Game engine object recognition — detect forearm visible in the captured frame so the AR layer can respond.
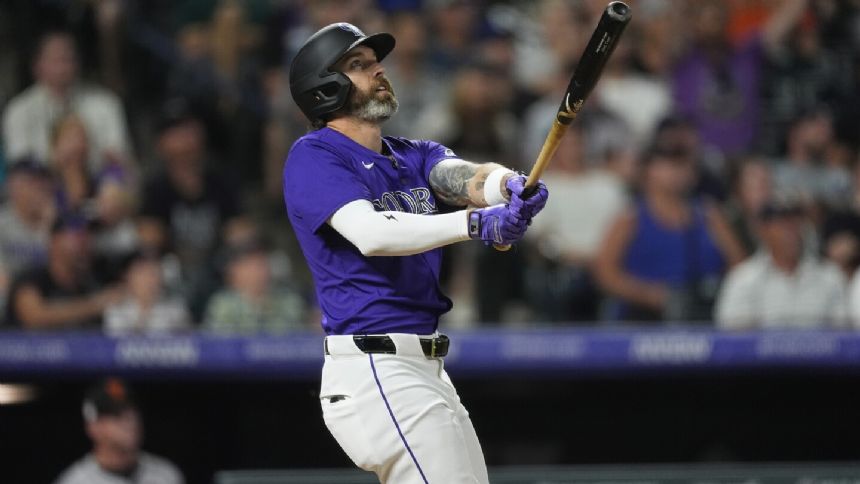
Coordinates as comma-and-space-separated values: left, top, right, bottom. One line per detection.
19, 298, 104, 329
329, 200, 470, 256
428, 159, 515, 207
762, 0, 808, 51
598, 269, 667, 310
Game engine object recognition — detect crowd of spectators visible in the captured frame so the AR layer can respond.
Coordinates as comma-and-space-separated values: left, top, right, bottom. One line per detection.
2, 0, 860, 333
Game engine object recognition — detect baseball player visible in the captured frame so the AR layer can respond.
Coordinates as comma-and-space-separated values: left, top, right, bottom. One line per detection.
283, 23, 549, 483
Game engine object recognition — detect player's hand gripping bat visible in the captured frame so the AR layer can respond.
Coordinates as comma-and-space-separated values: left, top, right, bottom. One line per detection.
495, 1, 632, 251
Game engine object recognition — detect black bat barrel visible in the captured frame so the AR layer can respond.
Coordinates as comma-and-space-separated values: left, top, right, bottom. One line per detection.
557, 1, 632, 125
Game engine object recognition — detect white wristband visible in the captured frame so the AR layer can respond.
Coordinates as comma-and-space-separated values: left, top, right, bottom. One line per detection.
484, 168, 516, 206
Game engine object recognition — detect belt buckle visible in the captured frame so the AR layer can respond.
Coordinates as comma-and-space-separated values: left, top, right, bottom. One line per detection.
430, 337, 437, 358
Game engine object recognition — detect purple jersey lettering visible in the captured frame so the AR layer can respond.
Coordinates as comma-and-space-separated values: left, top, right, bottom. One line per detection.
282, 127, 457, 335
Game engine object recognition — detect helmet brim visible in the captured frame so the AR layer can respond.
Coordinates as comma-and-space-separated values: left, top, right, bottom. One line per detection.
345, 32, 396, 64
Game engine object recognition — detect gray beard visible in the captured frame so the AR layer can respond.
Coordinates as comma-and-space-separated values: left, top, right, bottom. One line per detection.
343, 80, 399, 124
352, 96, 399, 123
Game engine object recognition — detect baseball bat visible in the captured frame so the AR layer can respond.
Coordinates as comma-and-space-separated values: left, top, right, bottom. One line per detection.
495, 1, 632, 251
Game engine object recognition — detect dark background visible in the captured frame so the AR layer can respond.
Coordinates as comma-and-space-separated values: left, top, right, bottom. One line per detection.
3, 370, 859, 484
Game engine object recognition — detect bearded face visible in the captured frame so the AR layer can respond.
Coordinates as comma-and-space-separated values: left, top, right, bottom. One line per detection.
343, 75, 399, 123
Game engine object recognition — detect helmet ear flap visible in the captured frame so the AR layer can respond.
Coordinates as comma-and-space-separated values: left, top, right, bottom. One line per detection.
297, 72, 352, 123
313, 73, 351, 103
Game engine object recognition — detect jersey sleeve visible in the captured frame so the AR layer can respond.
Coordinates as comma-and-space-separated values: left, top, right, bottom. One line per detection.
283, 140, 372, 233
417, 140, 460, 183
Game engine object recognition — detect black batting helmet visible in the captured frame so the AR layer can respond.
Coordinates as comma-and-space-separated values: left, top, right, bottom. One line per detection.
289, 23, 395, 124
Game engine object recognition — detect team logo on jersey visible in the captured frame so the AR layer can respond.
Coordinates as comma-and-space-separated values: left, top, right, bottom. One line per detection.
444, 148, 456, 157
362, 161, 375, 170
372, 188, 437, 215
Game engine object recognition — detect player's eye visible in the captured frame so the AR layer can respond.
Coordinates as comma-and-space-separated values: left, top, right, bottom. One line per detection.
350, 59, 363, 69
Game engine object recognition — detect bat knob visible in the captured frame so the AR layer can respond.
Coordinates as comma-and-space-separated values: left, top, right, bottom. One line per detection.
607, 1, 632, 22
493, 243, 512, 252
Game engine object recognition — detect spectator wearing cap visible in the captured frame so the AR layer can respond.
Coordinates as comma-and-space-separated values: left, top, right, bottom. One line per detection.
138, 102, 245, 319
0, 160, 55, 313
2, 31, 132, 173
595, 146, 746, 322
5, 216, 122, 330
716, 200, 848, 329
204, 241, 307, 334
54, 378, 184, 484
103, 251, 191, 336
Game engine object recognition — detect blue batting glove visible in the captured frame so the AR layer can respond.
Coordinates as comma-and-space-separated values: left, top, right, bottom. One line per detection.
468, 204, 529, 246
506, 176, 549, 221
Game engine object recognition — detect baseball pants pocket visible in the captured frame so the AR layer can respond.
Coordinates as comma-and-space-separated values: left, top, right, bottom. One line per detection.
320, 356, 380, 471
321, 393, 379, 471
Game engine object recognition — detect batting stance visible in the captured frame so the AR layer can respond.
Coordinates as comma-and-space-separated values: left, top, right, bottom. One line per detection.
283, 23, 549, 483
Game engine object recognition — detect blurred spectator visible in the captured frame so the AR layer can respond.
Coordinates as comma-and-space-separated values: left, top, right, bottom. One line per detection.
167, 0, 266, 181
104, 251, 191, 336
595, 27, 672, 150
820, 160, 860, 279
653, 116, 727, 202
48, 113, 137, 282
628, 0, 681, 78
771, 109, 852, 210
414, 63, 518, 164
282, 0, 381, 61
0, 161, 55, 314
204, 241, 306, 334
90, 174, 140, 278
759, 2, 851, 156
138, 102, 244, 318
672, 0, 808, 156
50, 114, 94, 214
524, 123, 628, 321
514, 0, 587, 96
5, 216, 121, 330
595, 147, 746, 322
426, 0, 483, 74
382, 10, 448, 139
848, 263, 860, 326
0, 160, 55, 273
726, 156, 773, 254
2, 31, 132, 173
54, 378, 184, 484
716, 200, 848, 329
0, 2, 17, 110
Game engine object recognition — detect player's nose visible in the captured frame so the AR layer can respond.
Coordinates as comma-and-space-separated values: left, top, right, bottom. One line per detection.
372, 62, 385, 78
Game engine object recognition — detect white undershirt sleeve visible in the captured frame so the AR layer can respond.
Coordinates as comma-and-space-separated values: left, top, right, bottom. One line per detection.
328, 199, 470, 257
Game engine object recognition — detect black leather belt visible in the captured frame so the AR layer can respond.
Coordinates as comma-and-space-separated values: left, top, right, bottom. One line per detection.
325, 334, 449, 358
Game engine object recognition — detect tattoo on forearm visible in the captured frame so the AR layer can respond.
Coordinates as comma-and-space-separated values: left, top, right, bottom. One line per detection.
429, 161, 497, 207
429, 162, 477, 206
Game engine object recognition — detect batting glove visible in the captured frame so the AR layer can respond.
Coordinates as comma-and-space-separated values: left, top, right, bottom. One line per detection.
506, 176, 549, 221
468, 204, 529, 246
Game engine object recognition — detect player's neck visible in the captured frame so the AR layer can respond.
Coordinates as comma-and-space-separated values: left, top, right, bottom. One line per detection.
327, 118, 383, 153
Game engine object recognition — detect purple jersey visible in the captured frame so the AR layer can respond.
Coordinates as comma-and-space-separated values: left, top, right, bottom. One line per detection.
283, 127, 456, 335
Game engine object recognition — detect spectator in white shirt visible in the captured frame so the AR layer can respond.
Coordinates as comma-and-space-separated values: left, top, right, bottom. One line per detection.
524, 123, 629, 321
104, 251, 191, 336
2, 31, 132, 173
716, 200, 848, 329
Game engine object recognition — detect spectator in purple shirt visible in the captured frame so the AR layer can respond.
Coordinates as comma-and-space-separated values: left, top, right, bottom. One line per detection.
672, 0, 809, 156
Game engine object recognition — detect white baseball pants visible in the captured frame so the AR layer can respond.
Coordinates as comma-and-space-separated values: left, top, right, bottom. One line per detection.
320, 333, 489, 484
